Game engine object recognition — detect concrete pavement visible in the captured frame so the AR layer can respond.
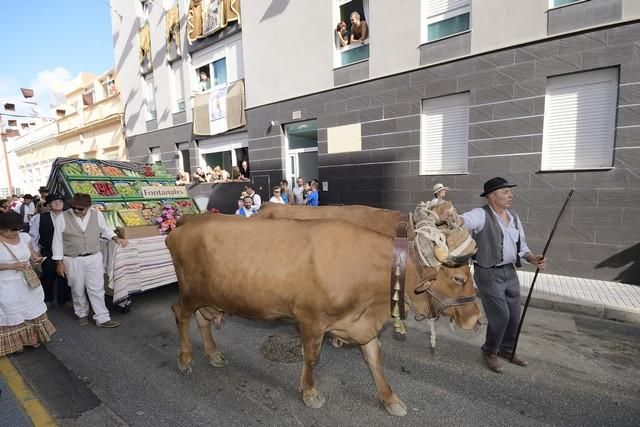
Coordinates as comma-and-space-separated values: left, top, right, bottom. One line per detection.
517, 270, 640, 324
1, 270, 639, 425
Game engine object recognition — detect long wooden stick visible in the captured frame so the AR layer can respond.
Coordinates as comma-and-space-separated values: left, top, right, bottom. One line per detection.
511, 189, 574, 361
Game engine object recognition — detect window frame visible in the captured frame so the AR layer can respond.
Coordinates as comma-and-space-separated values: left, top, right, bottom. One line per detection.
170, 62, 186, 113
332, 0, 370, 69
540, 67, 619, 172
149, 146, 161, 164
548, 0, 588, 10
420, 92, 470, 176
421, 0, 471, 45
144, 73, 157, 121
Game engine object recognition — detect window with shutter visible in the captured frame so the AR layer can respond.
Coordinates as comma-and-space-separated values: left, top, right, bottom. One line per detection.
420, 93, 470, 175
541, 68, 618, 171
422, 0, 471, 43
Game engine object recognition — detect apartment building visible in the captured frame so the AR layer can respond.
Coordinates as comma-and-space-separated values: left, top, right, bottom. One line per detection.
7, 70, 125, 195
241, 0, 640, 282
110, 0, 245, 177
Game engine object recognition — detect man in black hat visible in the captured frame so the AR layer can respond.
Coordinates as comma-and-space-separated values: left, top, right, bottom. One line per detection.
29, 193, 70, 305
458, 177, 545, 373
36, 186, 50, 214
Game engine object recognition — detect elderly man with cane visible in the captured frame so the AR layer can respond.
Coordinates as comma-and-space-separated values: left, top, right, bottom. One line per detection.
457, 177, 545, 373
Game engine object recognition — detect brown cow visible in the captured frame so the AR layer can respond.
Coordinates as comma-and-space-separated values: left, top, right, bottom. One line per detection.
256, 203, 402, 237
166, 214, 480, 416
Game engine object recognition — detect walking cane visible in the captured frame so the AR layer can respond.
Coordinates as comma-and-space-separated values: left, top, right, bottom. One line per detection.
511, 189, 574, 362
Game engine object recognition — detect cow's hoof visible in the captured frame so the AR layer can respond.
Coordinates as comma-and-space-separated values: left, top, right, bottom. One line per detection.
303, 392, 326, 409
330, 338, 344, 348
207, 351, 227, 368
384, 400, 407, 417
177, 358, 192, 375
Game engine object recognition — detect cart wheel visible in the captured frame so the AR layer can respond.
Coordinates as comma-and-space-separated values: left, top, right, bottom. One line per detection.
108, 297, 133, 314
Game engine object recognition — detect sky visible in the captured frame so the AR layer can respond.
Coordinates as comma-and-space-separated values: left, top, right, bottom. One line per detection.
0, 0, 115, 118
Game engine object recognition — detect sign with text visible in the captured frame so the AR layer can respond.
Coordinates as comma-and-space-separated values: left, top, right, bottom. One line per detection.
140, 186, 188, 199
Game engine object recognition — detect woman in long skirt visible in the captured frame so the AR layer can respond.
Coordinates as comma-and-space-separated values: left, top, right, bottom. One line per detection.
0, 212, 55, 356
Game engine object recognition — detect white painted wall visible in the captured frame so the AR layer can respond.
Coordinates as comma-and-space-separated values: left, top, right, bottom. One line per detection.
623, 0, 640, 19
470, 0, 547, 53
242, 0, 334, 109
369, 0, 421, 79
110, 0, 193, 137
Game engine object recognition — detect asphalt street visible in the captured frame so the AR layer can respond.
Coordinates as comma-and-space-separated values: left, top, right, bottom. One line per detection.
7, 284, 640, 427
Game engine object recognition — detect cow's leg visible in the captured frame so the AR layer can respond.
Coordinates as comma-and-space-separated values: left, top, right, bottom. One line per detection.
360, 338, 407, 417
195, 309, 227, 368
172, 302, 195, 375
298, 327, 325, 409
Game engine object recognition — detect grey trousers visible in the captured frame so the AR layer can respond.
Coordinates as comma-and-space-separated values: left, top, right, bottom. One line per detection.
474, 264, 521, 354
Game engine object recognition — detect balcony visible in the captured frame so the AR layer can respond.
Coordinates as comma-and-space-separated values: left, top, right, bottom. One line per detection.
336, 42, 369, 68
192, 79, 246, 136
57, 93, 123, 135
7, 120, 58, 152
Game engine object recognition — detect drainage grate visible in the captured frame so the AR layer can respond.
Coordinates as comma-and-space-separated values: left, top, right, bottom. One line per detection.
261, 334, 302, 363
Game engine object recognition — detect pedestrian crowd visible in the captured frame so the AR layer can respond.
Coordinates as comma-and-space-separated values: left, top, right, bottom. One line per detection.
235, 176, 320, 217
0, 187, 128, 358
186, 160, 251, 185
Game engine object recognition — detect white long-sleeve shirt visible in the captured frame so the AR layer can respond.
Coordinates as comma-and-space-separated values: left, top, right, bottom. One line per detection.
461, 207, 531, 266
29, 211, 63, 252
52, 209, 117, 261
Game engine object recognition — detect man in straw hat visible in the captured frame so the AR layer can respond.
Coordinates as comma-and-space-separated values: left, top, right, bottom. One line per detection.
456, 177, 545, 373
431, 183, 449, 206
52, 193, 128, 328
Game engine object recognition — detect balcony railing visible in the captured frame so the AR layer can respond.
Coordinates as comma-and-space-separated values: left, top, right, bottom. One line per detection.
338, 42, 369, 67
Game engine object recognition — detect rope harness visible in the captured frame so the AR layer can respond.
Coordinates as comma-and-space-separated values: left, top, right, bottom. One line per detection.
391, 203, 478, 332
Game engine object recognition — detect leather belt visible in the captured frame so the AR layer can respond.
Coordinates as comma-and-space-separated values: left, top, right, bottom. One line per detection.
67, 252, 97, 258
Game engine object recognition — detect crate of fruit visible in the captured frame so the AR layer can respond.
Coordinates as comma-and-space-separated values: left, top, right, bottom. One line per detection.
102, 165, 125, 177
118, 210, 148, 227
113, 182, 139, 198
69, 181, 98, 196
61, 163, 85, 177
176, 199, 199, 214
123, 169, 143, 178
104, 210, 125, 229
104, 202, 126, 211
92, 181, 119, 198
80, 162, 104, 177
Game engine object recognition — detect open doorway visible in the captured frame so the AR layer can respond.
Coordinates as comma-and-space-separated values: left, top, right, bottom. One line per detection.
285, 120, 318, 185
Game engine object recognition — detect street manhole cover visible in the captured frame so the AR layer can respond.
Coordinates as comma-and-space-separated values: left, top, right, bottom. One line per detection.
261, 334, 302, 363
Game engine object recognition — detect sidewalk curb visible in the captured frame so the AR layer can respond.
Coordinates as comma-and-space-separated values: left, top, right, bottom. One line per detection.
0, 356, 57, 426
527, 294, 640, 324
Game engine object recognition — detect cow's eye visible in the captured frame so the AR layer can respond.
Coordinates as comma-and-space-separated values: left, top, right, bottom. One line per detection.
453, 275, 466, 286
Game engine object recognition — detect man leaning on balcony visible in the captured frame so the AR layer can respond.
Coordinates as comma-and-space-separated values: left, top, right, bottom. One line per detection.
349, 11, 368, 45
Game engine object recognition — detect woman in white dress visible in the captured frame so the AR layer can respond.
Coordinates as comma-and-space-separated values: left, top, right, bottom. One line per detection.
0, 212, 55, 356
269, 186, 285, 204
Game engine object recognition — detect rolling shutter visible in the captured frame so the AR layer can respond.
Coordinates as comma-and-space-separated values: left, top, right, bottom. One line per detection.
420, 93, 469, 175
427, 0, 470, 20
541, 68, 618, 171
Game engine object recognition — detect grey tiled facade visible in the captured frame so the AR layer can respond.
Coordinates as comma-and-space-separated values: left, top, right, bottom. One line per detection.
246, 21, 640, 282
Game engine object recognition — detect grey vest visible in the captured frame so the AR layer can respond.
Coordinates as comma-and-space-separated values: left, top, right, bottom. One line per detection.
472, 205, 521, 268
62, 210, 100, 257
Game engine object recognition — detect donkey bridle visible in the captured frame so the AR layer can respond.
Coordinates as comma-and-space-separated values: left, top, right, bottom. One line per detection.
393, 214, 477, 321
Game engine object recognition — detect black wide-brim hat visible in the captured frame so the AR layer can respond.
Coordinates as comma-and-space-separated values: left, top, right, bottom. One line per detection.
45, 193, 64, 204
481, 177, 516, 197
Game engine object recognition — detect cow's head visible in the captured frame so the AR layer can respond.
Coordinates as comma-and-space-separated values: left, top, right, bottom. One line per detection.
412, 264, 480, 330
